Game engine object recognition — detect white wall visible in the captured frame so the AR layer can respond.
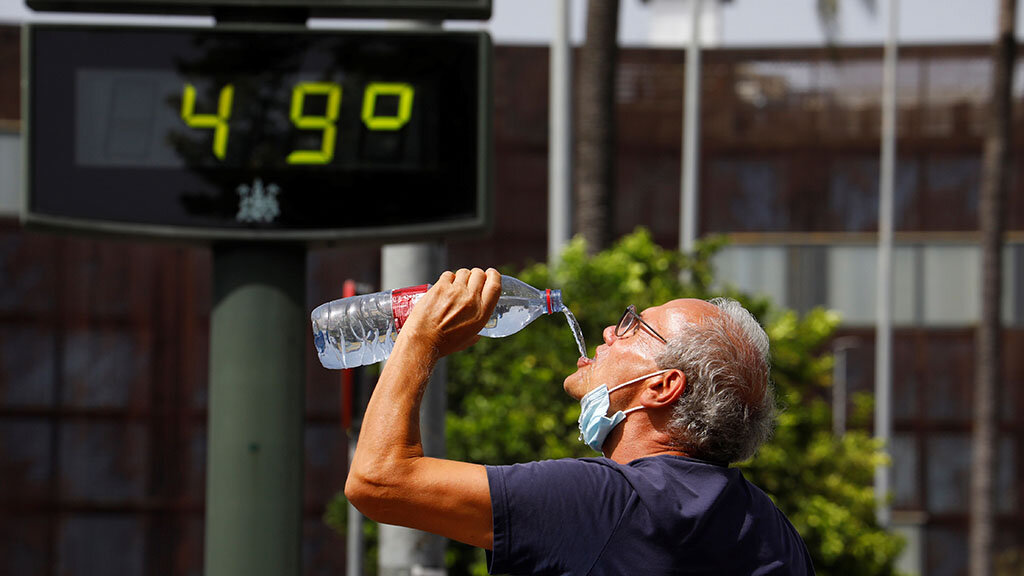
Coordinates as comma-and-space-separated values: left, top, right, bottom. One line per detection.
715, 243, 1023, 327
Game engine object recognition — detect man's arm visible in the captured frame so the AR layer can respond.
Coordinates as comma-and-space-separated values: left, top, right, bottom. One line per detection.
344, 267, 501, 550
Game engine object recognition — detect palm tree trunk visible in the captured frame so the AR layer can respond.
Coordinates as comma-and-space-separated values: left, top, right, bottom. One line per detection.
575, 0, 619, 254
971, 1, 1016, 574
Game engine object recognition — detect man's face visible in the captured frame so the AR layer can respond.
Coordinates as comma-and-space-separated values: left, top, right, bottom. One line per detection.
562, 298, 718, 401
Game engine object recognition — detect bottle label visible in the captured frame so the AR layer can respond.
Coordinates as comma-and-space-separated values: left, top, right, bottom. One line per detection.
392, 284, 431, 330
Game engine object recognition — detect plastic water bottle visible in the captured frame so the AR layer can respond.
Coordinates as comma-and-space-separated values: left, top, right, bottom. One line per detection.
311, 275, 564, 369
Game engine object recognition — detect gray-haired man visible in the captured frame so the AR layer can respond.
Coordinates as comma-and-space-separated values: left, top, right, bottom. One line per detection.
345, 268, 815, 575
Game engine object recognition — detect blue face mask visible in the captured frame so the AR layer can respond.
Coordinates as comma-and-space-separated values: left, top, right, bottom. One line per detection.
577, 370, 670, 453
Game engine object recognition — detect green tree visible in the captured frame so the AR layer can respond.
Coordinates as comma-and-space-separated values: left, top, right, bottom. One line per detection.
329, 229, 903, 575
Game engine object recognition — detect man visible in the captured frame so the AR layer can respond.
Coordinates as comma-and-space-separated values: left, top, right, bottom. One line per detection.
346, 268, 815, 575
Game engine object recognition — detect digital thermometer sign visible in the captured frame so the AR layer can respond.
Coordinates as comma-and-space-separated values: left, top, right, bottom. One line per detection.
24, 25, 492, 241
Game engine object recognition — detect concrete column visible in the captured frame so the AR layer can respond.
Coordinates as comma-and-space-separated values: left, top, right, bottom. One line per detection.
379, 242, 448, 576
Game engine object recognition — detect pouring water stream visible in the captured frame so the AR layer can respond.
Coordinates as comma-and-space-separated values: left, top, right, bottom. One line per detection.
558, 305, 589, 360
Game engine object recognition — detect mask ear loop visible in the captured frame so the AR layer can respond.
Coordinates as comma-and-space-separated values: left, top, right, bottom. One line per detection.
606, 369, 669, 395
605, 369, 670, 417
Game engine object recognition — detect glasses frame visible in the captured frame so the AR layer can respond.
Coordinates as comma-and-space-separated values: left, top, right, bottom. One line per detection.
615, 305, 668, 344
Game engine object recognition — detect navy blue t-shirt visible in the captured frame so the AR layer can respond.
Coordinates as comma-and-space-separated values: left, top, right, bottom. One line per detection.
486, 455, 814, 575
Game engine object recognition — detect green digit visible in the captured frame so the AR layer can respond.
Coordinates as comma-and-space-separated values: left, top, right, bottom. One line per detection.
361, 82, 415, 131
287, 82, 342, 165
180, 83, 234, 160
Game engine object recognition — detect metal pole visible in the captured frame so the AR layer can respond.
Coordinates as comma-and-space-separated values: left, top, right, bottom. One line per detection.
548, 0, 573, 265
875, 0, 899, 529
340, 280, 365, 576
347, 437, 364, 576
832, 336, 859, 437
379, 242, 448, 576
205, 245, 306, 576
834, 347, 847, 436
680, 0, 703, 254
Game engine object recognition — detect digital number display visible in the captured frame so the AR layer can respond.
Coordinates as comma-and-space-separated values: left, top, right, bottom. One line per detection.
76, 71, 428, 169
26, 25, 492, 241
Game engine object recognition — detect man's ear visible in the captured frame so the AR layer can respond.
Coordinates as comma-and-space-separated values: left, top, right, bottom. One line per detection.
642, 370, 686, 408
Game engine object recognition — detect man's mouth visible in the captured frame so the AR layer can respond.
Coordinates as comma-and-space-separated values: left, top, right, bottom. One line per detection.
577, 355, 594, 368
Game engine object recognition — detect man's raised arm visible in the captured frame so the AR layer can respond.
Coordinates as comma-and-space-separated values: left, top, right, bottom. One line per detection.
344, 267, 501, 550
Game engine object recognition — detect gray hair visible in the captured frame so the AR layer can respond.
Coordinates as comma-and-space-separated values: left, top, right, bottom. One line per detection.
655, 297, 776, 464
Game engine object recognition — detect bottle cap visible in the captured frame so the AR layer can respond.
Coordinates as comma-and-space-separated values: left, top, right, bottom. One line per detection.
546, 289, 564, 314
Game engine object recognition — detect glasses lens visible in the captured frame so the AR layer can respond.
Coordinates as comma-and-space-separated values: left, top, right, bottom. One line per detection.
615, 306, 636, 337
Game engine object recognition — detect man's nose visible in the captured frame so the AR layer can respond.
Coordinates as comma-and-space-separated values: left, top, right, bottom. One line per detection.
603, 325, 617, 344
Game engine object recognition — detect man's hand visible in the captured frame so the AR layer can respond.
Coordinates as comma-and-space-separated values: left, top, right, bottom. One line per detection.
401, 267, 503, 360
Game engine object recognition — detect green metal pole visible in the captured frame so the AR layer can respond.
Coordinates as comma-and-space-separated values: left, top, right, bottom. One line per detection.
205, 244, 306, 576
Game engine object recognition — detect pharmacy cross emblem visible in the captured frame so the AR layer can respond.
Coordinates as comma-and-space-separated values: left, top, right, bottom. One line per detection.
235, 178, 281, 223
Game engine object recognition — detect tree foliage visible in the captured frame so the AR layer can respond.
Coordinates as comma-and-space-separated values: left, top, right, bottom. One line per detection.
329, 229, 903, 575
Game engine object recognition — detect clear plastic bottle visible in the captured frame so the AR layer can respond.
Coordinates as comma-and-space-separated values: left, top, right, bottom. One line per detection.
311, 275, 564, 369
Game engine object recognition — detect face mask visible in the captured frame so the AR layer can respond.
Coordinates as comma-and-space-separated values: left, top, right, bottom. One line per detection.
577, 369, 669, 453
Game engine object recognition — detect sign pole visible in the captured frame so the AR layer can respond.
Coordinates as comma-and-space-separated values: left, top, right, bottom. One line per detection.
205, 244, 306, 576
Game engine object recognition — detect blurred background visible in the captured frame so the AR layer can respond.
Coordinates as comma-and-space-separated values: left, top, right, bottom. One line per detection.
1, 0, 1023, 575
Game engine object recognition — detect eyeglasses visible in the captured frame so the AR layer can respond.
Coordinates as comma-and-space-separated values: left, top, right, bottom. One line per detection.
615, 305, 668, 344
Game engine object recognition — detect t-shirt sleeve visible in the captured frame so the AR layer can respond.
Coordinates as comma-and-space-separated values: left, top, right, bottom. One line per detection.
486, 458, 634, 576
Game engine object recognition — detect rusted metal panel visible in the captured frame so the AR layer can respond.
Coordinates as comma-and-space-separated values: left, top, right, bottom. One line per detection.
0, 222, 355, 575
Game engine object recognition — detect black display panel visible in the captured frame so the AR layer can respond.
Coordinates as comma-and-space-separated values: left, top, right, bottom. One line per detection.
25, 0, 491, 20
24, 25, 492, 241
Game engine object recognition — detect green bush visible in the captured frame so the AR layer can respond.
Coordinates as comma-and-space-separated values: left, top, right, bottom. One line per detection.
329, 229, 903, 575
